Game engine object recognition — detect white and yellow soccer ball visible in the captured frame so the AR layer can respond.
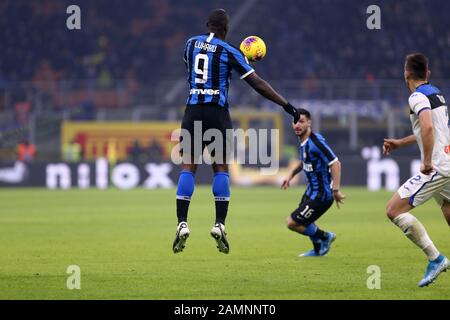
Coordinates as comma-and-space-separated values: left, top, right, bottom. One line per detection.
239, 36, 266, 62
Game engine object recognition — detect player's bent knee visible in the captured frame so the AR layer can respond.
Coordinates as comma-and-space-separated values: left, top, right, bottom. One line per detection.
212, 163, 228, 173
386, 202, 398, 220
286, 217, 297, 230
386, 201, 408, 220
182, 163, 197, 174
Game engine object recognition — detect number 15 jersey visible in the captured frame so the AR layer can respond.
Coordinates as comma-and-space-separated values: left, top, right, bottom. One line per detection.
184, 32, 254, 108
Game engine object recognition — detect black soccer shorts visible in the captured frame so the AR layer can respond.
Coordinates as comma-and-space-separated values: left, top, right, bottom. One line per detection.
180, 103, 233, 164
290, 194, 333, 226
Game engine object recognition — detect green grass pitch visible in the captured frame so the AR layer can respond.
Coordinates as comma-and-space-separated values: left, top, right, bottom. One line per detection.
0, 186, 449, 299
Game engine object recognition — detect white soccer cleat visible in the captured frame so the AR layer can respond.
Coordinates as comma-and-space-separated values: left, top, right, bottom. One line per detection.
210, 223, 230, 254
172, 222, 190, 254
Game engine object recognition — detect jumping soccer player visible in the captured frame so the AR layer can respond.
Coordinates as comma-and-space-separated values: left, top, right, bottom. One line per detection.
173, 9, 300, 254
383, 53, 449, 287
281, 108, 345, 257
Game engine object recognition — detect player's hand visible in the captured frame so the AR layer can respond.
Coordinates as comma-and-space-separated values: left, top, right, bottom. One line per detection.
283, 102, 300, 124
281, 177, 292, 190
383, 138, 401, 155
332, 190, 346, 209
292, 109, 300, 124
420, 162, 434, 175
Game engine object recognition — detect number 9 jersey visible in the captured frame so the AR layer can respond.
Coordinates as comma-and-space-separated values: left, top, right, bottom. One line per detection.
184, 32, 255, 108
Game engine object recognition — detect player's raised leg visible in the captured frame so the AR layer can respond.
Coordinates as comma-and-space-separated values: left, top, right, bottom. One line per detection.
210, 163, 230, 254
386, 191, 448, 287
173, 163, 196, 253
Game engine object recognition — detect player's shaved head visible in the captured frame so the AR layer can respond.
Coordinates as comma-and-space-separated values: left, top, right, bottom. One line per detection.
207, 9, 229, 38
405, 53, 429, 80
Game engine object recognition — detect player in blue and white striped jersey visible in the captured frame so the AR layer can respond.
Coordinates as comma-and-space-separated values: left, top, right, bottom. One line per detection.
281, 108, 345, 257
173, 9, 300, 254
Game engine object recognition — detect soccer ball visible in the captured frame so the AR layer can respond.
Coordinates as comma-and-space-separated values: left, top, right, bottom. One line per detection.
239, 36, 266, 62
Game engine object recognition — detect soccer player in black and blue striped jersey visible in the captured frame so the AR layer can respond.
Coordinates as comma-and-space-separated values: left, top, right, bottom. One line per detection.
173, 9, 300, 254
281, 109, 345, 257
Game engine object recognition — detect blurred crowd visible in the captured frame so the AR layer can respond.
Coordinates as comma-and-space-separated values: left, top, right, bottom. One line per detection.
0, 0, 448, 87
0, 0, 228, 86
249, 0, 449, 81
1, 0, 447, 161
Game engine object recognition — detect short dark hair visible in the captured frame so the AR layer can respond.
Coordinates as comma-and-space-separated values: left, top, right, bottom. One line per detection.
405, 53, 429, 80
297, 108, 311, 120
207, 9, 229, 33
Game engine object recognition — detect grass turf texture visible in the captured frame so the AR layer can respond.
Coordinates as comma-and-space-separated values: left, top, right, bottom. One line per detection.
0, 187, 449, 300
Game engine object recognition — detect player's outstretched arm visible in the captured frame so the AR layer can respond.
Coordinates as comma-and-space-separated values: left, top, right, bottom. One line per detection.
330, 160, 345, 209
244, 72, 299, 123
281, 161, 303, 189
383, 135, 416, 155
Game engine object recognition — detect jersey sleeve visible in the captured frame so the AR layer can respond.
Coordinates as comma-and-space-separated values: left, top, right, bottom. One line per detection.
183, 40, 190, 67
311, 135, 338, 166
226, 46, 255, 79
408, 92, 431, 115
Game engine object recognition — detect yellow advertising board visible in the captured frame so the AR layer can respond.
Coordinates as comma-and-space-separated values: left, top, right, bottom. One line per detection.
61, 112, 283, 162
61, 122, 180, 161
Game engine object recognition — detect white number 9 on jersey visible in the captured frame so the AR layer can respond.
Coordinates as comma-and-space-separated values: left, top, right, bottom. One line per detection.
194, 53, 209, 84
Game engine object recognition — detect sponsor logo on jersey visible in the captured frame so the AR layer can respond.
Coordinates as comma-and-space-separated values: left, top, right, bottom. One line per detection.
190, 88, 220, 95
303, 163, 313, 172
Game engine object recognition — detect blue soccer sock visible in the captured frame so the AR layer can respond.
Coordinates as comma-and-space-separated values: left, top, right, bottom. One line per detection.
303, 223, 328, 242
303, 223, 318, 238
176, 170, 195, 223
212, 172, 230, 225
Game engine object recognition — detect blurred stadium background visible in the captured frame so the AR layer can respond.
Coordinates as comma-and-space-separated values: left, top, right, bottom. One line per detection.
0, 0, 449, 188
1, 0, 450, 300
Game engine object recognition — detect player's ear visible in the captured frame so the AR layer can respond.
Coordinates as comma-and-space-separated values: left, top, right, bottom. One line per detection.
427, 69, 431, 79
404, 69, 410, 80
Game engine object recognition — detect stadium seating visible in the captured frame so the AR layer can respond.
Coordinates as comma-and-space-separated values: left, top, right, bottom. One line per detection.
1, 0, 448, 88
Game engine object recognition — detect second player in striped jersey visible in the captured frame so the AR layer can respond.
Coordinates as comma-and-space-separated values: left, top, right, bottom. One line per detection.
281, 108, 345, 257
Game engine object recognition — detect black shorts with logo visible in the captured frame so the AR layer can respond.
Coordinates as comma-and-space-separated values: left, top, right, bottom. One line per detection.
290, 193, 333, 226
180, 103, 233, 164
